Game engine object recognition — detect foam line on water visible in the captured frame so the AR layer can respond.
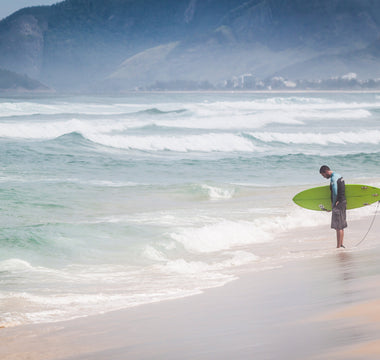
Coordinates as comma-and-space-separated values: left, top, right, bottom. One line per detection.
85, 133, 262, 152
170, 208, 329, 253
249, 130, 380, 145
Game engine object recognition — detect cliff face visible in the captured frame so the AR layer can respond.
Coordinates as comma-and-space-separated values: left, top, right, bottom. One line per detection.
0, 12, 47, 78
0, 0, 380, 90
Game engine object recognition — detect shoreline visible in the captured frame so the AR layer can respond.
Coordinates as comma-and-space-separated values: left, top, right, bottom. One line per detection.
1, 215, 380, 360
2, 89, 380, 97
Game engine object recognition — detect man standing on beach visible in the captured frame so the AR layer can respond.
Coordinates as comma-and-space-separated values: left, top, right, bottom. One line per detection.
319, 165, 347, 248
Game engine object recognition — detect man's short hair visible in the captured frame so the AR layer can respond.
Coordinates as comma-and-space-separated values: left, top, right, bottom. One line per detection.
319, 165, 330, 174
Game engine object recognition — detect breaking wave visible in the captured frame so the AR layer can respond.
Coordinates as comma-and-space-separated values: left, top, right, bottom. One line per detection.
249, 130, 380, 145
85, 133, 262, 152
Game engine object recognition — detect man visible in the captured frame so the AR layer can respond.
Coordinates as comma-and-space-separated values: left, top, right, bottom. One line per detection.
319, 165, 347, 248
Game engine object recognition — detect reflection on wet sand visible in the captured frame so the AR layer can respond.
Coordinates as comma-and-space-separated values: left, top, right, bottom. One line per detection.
313, 248, 380, 359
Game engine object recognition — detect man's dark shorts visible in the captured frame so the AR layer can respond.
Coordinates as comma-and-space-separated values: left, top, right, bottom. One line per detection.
331, 200, 347, 230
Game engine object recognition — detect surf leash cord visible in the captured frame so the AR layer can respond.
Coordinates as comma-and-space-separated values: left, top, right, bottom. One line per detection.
355, 200, 380, 247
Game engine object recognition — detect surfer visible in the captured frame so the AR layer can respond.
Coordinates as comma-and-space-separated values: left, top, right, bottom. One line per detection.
319, 165, 347, 248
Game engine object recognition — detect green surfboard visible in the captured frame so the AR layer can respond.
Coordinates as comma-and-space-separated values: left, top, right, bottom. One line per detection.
293, 184, 380, 211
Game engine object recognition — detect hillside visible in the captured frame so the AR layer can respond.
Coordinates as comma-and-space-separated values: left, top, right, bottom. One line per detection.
0, 0, 380, 91
0, 68, 50, 92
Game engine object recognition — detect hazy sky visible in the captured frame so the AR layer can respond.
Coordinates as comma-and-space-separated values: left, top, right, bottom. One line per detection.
0, 0, 58, 20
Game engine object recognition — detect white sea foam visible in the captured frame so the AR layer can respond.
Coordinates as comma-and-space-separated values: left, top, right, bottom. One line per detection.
200, 184, 235, 200
249, 130, 380, 145
186, 98, 380, 117
298, 109, 371, 120
220, 250, 260, 267
153, 111, 304, 129
0, 291, 197, 326
0, 259, 235, 326
142, 245, 168, 262
0, 119, 264, 152
0, 258, 33, 272
171, 220, 270, 253
86, 133, 261, 152
170, 209, 327, 253
0, 101, 149, 118
0, 118, 130, 139
162, 259, 214, 274
0, 96, 375, 139
161, 251, 258, 274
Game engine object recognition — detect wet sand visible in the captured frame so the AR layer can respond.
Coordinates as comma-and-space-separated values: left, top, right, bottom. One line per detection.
1, 217, 380, 360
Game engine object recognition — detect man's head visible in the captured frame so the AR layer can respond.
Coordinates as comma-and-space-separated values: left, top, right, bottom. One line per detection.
319, 165, 332, 179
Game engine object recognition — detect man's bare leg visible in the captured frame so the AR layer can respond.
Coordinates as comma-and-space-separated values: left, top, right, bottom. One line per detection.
336, 229, 344, 248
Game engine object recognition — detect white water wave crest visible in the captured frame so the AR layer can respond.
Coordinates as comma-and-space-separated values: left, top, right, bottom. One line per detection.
187, 98, 380, 112
200, 184, 235, 200
249, 130, 380, 145
0, 101, 152, 118
0, 119, 129, 139
86, 133, 262, 152
170, 209, 328, 253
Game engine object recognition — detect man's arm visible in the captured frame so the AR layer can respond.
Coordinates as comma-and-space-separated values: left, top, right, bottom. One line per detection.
336, 177, 345, 205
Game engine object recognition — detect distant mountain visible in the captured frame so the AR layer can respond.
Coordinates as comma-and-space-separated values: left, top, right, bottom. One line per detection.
274, 37, 380, 80
0, 0, 380, 91
0, 68, 50, 92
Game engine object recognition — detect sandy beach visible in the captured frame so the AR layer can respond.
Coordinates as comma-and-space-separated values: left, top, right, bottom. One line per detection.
1, 214, 380, 360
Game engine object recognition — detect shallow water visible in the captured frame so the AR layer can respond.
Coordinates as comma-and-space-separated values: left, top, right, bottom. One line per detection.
1, 92, 379, 326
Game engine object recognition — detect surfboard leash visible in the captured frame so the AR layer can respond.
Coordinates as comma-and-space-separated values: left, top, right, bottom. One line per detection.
355, 200, 380, 247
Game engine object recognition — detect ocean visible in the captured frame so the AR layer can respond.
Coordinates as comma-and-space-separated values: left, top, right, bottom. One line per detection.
1, 92, 380, 327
